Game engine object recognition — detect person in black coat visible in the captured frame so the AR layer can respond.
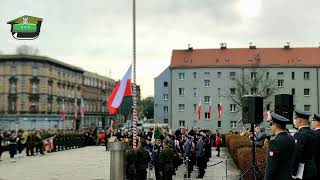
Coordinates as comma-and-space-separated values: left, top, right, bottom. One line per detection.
265, 113, 296, 180
292, 110, 317, 180
311, 113, 320, 180
0, 131, 3, 161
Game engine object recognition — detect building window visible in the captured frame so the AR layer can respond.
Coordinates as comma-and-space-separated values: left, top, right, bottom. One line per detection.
163, 81, 168, 87
48, 83, 53, 95
30, 100, 37, 112
230, 88, 236, 95
278, 80, 284, 87
10, 82, 17, 93
164, 106, 168, 113
251, 72, 257, 79
266, 88, 270, 96
266, 72, 269, 79
218, 72, 222, 78
193, 72, 197, 79
304, 105, 311, 112
218, 88, 221, 96
266, 104, 271, 111
194, 104, 197, 112
32, 66, 38, 76
179, 120, 185, 127
9, 99, 16, 112
304, 89, 310, 96
204, 80, 210, 87
292, 88, 295, 96
163, 94, 168, 100
178, 88, 185, 96
230, 104, 236, 112
48, 103, 52, 113
304, 72, 310, 80
277, 72, 284, 77
251, 88, 257, 95
204, 72, 211, 75
292, 72, 295, 80
164, 119, 168, 123
218, 121, 222, 128
205, 112, 210, 120
31, 82, 38, 94
179, 104, 185, 112
230, 72, 236, 79
179, 73, 185, 80
193, 88, 198, 96
11, 66, 16, 76
204, 96, 210, 103
230, 121, 237, 128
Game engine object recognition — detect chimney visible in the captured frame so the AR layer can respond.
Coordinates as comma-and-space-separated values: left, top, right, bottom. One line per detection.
220, 42, 227, 50
188, 44, 193, 51
249, 42, 256, 49
284, 41, 290, 49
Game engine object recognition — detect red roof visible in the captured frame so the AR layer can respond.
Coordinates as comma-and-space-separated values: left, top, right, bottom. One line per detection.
170, 47, 320, 68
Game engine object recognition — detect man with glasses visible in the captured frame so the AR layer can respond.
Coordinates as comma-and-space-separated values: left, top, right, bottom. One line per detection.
265, 113, 295, 180
311, 113, 320, 180
292, 110, 317, 180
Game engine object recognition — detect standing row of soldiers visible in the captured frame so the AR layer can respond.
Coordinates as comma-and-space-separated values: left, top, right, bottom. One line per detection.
123, 128, 213, 180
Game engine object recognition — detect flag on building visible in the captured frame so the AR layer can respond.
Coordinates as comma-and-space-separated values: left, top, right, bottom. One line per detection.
217, 98, 222, 121
197, 98, 202, 121
74, 98, 78, 119
107, 65, 132, 115
61, 99, 66, 121
80, 98, 85, 118
208, 98, 212, 120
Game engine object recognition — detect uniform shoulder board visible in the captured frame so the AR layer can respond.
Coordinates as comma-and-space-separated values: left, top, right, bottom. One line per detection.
270, 136, 276, 141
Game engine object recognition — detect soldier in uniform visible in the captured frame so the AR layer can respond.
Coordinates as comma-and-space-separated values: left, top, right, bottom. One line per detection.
292, 110, 317, 180
135, 139, 151, 180
26, 131, 34, 156
196, 132, 207, 178
125, 146, 136, 180
311, 113, 320, 179
265, 113, 296, 180
159, 139, 174, 180
0, 131, 3, 161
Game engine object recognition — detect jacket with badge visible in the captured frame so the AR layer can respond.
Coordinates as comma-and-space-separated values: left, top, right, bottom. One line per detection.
265, 131, 295, 180
293, 127, 317, 179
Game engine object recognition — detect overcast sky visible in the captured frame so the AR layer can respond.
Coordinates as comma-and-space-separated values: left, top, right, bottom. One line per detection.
1, 0, 319, 98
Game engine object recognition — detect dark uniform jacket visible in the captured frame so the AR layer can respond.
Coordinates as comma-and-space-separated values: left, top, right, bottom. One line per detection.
265, 131, 295, 180
293, 127, 317, 179
314, 128, 320, 179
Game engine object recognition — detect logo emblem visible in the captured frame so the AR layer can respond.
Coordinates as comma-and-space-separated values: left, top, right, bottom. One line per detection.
7, 15, 43, 40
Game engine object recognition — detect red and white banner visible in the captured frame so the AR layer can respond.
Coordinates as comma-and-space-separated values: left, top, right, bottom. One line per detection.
197, 98, 202, 121
107, 65, 132, 115
61, 99, 66, 121
208, 98, 212, 120
217, 99, 222, 121
43, 136, 55, 151
80, 98, 85, 118
263, 111, 271, 121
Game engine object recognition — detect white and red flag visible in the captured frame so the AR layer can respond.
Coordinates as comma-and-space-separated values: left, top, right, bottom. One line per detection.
43, 136, 55, 152
107, 65, 132, 115
263, 111, 272, 121
197, 98, 202, 121
217, 98, 222, 121
80, 98, 85, 118
208, 98, 212, 120
74, 98, 78, 119
61, 99, 66, 121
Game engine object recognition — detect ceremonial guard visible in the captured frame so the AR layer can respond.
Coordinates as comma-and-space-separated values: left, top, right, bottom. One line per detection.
292, 110, 317, 180
264, 113, 295, 180
159, 139, 174, 180
135, 139, 151, 180
311, 113, 320, 179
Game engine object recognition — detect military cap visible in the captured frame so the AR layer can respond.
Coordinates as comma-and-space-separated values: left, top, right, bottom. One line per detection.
295, 109, 311, 120
271, 113, 290, 125
313, 113, 320, 122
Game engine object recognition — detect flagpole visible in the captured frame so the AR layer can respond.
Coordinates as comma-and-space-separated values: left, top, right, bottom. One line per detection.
132, 0, 138, 149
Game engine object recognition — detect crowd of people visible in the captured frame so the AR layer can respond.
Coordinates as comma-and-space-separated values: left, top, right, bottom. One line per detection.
0, 129, 97, 162
102, 127, 222, 179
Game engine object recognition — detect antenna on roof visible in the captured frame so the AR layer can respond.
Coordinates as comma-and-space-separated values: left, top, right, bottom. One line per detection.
249, 42, 256, 49
220, 42, 227, 50
187, 44, 193, 51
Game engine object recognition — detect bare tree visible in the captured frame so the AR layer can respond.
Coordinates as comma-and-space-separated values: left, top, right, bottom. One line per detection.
224, 69, 278, 112
16, 45, 39, 55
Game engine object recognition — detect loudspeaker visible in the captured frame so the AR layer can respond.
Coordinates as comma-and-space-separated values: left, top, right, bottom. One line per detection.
275, 94, 293, 124
242, 95, 263, 124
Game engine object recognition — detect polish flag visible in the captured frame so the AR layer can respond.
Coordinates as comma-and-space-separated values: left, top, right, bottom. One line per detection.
108, 65, 132, 115
74, 98, 78, 119
61, 99, 66, 121
197, 98, 202, 121
208, 98, 212, 120
80, 98, 85, 118
263, 111, 271, 121
217, 99, 222, 121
